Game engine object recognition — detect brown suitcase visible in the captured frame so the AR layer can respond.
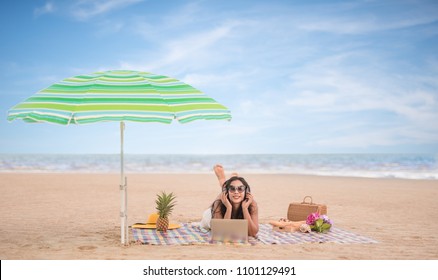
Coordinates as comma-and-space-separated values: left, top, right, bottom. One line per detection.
287, 196, 327, 221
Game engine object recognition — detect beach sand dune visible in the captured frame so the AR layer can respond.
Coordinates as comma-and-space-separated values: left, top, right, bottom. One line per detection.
0, 173, 437, 259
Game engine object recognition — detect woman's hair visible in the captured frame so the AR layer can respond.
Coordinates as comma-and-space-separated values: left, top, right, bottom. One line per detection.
211, 176, 253, 219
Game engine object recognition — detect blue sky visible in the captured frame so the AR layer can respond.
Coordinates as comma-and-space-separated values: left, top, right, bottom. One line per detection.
1, 0, 437, 154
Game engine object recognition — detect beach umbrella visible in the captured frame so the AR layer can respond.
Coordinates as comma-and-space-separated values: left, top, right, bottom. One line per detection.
7, 70, 231, 244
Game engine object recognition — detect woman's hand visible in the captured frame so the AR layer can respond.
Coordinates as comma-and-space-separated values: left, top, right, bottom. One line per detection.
242, 192, 253, 209
221, 191, 232, 209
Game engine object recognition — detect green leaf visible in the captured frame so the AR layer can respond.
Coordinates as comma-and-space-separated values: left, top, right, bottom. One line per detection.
315, 219, 323, 228
321, 224, 331, 230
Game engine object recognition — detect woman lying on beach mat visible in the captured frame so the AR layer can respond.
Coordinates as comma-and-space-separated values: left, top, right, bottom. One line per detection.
200, 164, 259, 237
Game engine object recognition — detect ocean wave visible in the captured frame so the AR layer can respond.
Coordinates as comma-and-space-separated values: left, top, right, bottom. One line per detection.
0, 153, 437, 180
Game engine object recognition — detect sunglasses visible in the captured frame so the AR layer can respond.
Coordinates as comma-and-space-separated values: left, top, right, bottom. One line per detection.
227, 185, 246, 193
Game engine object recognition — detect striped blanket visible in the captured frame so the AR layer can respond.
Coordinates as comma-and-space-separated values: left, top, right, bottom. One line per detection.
132, 223, 377, 245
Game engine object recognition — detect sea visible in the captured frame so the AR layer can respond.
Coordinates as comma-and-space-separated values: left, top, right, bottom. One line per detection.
0, 153, 437, 180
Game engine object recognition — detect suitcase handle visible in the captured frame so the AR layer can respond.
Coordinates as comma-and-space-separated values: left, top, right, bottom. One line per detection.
302, 196, 313, 204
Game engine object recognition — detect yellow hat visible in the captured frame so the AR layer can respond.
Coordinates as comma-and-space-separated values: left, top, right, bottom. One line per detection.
132, 213, 181, 230
146, 213, 159, 224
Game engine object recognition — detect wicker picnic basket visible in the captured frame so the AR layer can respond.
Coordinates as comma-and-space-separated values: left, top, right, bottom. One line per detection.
287, 196, 327, 221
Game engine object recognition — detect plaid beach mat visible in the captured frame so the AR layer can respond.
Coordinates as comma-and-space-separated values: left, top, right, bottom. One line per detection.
132, 223, 378, 245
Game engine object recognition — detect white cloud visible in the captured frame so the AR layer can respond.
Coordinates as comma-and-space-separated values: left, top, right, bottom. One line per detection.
311, 128, 404, 148
311, 122, 438, 149
71, 0, 143, 21
34, 2, 55, 17
119, 20, 243, 76
296, 1, 438, 35
298, 16, 438, 35
282, 50, 438, 149
154, 22, 238, 71
287, 52, 436, 111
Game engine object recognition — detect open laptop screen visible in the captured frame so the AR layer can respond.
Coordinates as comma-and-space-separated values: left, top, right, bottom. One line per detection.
210, 219, 248, 243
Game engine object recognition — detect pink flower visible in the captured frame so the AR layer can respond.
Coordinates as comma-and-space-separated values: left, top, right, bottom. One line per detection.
306, 212, 320, 225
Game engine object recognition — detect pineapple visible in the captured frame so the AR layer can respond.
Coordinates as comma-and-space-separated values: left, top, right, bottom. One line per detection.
155, 191, 177, 232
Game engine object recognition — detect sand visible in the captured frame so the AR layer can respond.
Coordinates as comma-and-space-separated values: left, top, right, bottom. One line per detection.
0, 172, 437, 260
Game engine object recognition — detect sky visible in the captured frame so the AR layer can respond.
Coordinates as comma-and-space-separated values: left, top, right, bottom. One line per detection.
1, 0, 437, 154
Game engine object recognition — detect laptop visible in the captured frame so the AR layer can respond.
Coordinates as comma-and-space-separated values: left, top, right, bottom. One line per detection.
210, 219, 248, 243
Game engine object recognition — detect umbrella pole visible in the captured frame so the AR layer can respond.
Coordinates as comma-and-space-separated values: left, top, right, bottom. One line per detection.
120, 121, 128, 245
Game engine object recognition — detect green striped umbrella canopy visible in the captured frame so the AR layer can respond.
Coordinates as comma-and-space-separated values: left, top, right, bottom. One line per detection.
7, 70, 231, 245
7, 70, 231, 124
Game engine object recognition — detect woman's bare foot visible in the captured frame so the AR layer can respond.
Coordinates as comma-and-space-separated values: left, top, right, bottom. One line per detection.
214, 164, 240, 188
213, 164, 226, 188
